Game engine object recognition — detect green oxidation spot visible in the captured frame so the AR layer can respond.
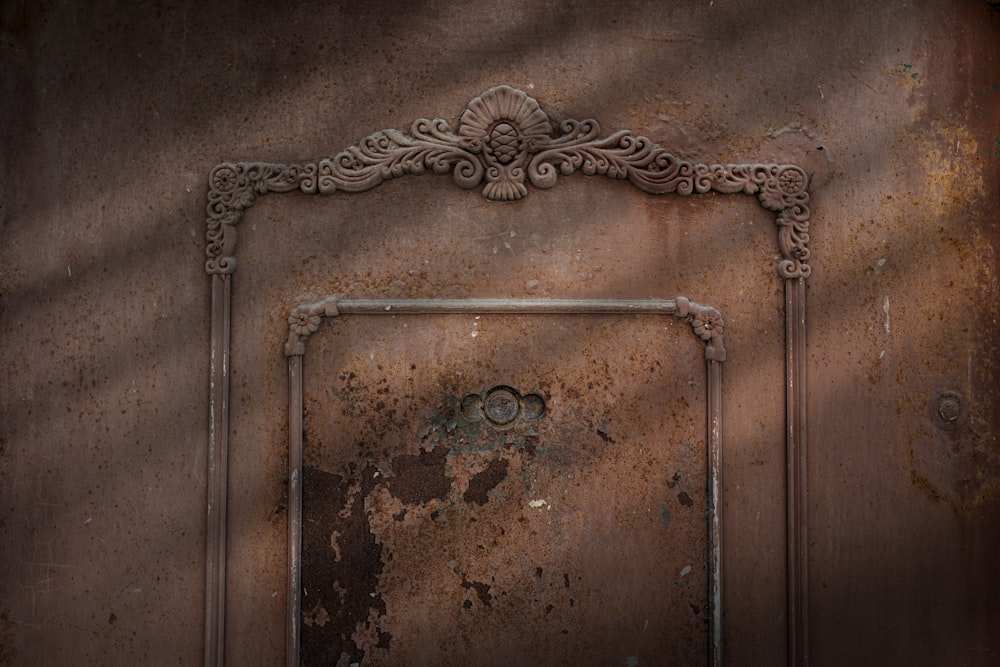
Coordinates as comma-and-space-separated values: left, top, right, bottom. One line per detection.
660, 505, 672, 530
417, 395, 491, 451
900, 63, 919, 81
625, 657, 640, 667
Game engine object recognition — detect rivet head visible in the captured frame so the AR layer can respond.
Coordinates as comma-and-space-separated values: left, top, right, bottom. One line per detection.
521, 394, 546, 421
930, 390, 964, 431
938, 397, 961, 422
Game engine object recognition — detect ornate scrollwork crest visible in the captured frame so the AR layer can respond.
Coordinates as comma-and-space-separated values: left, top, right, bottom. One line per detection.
205, 85, 812, 278
457, 85, 552, 200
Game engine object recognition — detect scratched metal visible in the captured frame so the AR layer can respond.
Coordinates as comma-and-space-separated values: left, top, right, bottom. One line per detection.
299, 313, 709, 666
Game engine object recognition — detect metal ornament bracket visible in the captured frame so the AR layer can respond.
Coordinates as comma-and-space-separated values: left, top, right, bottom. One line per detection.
204, 85, 812, 667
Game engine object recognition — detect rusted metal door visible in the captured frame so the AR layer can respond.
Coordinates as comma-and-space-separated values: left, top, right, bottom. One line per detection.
204, 85, 811, 666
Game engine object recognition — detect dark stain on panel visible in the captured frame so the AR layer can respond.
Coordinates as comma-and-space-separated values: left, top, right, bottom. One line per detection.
460, 574, 494, 607
300, 464, 386, 666
386, 445, 451, 505
463, 457, 510, 504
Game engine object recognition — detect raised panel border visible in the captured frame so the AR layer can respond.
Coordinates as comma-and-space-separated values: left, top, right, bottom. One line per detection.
284, 297, 724, 666
203, 85, 811, 667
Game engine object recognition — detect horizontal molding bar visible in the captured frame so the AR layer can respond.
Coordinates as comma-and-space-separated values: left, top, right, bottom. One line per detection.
283, 296, 725, 361
335, 298, 680, 315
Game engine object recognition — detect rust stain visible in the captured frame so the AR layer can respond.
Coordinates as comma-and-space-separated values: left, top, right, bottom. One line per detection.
459, 572, 494, 607
301, 327, 708, 664
462, 458, 509, 505
385, 446, 451, 505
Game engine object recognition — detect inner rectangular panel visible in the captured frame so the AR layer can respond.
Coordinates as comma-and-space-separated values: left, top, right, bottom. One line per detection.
299, 312, 709, 666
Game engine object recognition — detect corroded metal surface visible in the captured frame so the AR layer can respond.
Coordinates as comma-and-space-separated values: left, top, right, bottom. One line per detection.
296, 312, 714, 665
221, 169, 789, 666
204, 87, 808, 667
4, 4, 998, 667
285, 297, 725, 665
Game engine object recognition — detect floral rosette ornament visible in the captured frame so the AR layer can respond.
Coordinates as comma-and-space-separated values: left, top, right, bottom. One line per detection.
283, 297, 341, 356
458, 85, 553, 200
676, 296, 726, 361
692, 309, 724, 340
754, 165, 807, 213
287, 308, 321, 337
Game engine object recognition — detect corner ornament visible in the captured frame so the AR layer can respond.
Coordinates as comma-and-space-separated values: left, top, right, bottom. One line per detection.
206, 85, 811, 278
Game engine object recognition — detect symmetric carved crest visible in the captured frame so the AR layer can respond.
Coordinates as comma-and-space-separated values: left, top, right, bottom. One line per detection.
457, 85, 552, 200
205, 85, 812, 278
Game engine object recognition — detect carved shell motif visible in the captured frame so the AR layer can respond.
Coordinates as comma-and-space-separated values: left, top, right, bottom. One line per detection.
458, 85, 553, 200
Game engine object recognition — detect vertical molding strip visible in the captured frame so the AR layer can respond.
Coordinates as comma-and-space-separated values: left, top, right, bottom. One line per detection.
286, 355, 304, 667
707, 359, 723, 667
205, 274, 231, 667
786, 278, 809, 666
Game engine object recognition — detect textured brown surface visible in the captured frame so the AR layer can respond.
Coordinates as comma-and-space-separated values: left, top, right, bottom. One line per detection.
299, 315, 710, 666
233, 178, 779, 667
1, 1, 998, 666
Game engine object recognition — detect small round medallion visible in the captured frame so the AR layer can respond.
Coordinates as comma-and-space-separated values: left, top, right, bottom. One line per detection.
483, 387, 520, 426
522, 393, 546, 421
460, 394, 483, 422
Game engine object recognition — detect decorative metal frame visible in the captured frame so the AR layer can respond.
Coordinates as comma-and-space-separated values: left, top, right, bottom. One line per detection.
284, 297, 724, 667
204, 85, 811, 667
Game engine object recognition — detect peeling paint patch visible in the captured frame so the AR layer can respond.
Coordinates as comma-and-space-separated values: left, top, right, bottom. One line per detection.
301, 465, 386, 666
386, 445, 451, 505
463, 457, 509, 504
460, 574, 494, 607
